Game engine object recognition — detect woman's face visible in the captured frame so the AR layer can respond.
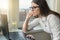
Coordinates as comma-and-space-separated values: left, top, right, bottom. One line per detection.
31, 2, 40, 17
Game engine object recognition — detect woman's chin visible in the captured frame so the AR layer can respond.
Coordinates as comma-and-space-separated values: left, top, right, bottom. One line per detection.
33, 15, 36, 16
33, 15, 39, 18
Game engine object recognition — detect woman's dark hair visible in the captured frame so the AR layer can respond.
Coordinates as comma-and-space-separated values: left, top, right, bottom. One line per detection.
32, 0, 60, 18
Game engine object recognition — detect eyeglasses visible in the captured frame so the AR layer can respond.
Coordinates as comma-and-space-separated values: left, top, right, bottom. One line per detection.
29, 6, 39, 10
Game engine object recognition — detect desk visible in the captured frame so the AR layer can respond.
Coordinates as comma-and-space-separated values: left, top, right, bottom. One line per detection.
9, 30, 26, 40
0, 35, 7, 40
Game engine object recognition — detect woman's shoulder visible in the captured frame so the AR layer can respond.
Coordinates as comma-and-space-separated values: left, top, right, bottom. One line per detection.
47, 11, 60, 20
48, 14, 55, 18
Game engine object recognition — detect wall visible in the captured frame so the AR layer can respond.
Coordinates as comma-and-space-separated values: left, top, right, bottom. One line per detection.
46, 0, 55, 11
47, 0, 60, 13
55, 0, 60, 13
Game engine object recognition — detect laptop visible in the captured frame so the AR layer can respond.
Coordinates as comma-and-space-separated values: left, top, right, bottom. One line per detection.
0, 14, 9, 40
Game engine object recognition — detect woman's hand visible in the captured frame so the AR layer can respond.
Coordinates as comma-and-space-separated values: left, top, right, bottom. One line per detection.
26, 34, 35, 40
22, 10, 33, 33
26, 10, 33, 20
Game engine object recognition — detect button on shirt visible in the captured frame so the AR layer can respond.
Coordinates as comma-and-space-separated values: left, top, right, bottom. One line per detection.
28, 14, 60, 40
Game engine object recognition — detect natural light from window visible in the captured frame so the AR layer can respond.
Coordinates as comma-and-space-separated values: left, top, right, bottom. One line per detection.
0, 0, 8, 10
0, 0, 8, 14
19, 0, 32, 9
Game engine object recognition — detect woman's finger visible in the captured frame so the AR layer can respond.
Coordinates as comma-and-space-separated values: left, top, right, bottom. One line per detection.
26, 34, 35, 39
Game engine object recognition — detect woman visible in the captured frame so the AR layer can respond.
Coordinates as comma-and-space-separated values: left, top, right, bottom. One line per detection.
22, 0, 60, 40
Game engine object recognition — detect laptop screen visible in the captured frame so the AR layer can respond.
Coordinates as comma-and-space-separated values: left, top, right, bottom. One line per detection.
0, 14, 9, 39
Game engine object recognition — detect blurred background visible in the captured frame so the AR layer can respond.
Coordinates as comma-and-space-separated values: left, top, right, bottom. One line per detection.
0, 0, 60, 40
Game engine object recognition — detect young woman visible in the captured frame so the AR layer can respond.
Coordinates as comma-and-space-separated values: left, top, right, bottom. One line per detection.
22, 0, 60, 40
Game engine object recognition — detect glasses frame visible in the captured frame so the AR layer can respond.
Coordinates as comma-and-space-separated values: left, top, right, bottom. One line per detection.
29, 6, 39, 11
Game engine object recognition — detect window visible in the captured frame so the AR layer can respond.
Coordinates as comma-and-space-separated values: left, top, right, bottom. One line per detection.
19, 0, 32, 21
0, 0, 8, 14
19, 0, 32, 28
19, 0, 32, 9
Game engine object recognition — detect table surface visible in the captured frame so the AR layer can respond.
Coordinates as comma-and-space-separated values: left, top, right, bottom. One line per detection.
0, 35, 7, 40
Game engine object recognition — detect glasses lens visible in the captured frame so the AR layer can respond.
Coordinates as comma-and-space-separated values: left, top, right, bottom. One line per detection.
29, 6, 39, 10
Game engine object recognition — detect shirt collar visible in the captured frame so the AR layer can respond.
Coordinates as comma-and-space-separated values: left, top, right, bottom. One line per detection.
41, 17, 47, 22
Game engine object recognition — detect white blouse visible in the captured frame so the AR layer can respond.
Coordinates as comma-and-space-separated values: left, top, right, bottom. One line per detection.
28, 14, 60, 40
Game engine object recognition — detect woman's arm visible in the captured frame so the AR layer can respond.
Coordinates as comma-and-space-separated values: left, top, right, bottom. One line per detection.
22, 10, 33, 33
22, 18, 39, 33
48, 14, 60, 40
22, 10, 39, 33
22, 18, 30, 33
